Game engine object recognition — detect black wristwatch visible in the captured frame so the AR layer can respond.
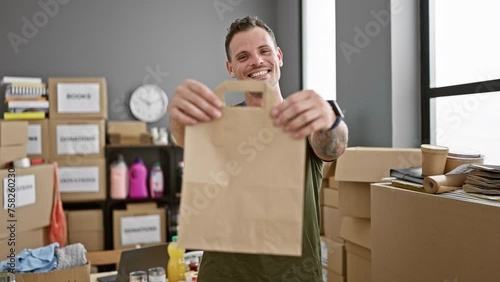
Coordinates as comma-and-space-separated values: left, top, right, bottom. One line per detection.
327, 100, 344, 130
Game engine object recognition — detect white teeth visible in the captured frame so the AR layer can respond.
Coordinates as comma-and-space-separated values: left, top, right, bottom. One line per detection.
250, 70, 268, 77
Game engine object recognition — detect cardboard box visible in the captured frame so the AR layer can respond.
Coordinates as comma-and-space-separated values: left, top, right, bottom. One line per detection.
0, 164, 54, 238
113, 203, 166, 250
340, 217, 371, 282
323, 206, 342, 243
0, 144, 26, 169
0, 120, 28, 146
321, 236, 346, 275
321, 178, 329, 189
324, 268, 346, 282
328, 176, 339, 189
107, 121, 147, 135
49, 77, 107, 119
67, 209, 104, 251
0, 227, 49, 258
49, 119, 105, 161
323, 161, 336, 179
323, 188, 339, 208
27, 119, 50, 161
335, 147, 421, 218
56, 158, 106, 202
338, 181, 371, 218
371, 183, 500, 282
16, 262, 91, 282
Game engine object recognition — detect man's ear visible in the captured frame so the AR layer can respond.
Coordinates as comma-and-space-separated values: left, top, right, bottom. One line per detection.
277, 47, 284, 67
226, 61, 236, 78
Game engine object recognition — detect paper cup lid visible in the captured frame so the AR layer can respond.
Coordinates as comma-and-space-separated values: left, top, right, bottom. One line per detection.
448, 148, 482, 158
421, 144, 449, 153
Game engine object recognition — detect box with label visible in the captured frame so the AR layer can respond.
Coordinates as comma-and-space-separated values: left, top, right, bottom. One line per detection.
335, 147, 421, 218
56, 158, 106, 202
16, 263, 90, 282
113, 203, 166, 250
339, 217, 371, 282
27, 119, 50, 161
0, 120, 28, 146
0, 144, 26, 169
0, 227, 49, 258
49, 119, 105, 161
48, 77, 107, 119
321, 236, 346, 275
371, 183, 500, 282
67, 209, 104, 251
0, 164, 54, 238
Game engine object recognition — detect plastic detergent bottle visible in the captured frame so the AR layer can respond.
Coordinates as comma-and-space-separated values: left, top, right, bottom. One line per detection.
128, 157, 148, 198
149, 162, 164, 198
110, 154, 128, 199
168, 236, 187, 282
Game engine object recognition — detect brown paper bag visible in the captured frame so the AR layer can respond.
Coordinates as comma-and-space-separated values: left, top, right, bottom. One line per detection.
177, 81, 306, 256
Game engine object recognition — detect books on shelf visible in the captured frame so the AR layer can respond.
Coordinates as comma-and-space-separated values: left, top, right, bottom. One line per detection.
6, 83, 47, 96
1, 76, 42, 85
8, 100, 49, 113
3, 112, 46, 120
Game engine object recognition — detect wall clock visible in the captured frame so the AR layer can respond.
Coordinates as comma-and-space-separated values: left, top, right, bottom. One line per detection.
129, 84, 169, 123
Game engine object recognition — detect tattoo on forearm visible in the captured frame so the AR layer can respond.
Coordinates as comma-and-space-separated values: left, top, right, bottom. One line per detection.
312, 128, 346, 159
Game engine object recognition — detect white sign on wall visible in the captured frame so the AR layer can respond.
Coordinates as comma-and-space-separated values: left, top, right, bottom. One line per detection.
56, 124, 100, 155
3, 175, 36, 210
57, 83, 100, 113
120, 214, 161, 246
27, 124, 42, 155
59, 166, 99, 193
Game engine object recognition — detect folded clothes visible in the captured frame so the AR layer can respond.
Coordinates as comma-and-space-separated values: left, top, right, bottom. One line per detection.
0, 242, 59, 273
55, 243, 87, 270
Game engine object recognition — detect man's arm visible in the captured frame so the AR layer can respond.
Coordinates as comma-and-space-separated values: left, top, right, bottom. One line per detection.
168, 79, 222, 148
271, 90, 348, 161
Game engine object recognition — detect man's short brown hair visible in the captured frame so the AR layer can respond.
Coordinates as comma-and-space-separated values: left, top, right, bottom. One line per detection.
225, 16, 277, 62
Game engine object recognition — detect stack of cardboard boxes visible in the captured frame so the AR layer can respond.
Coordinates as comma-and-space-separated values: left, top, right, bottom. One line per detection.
48, 77, 108, 251
334, 147, 421, 282
320, 161, 346, 282
0, 120, 55, 257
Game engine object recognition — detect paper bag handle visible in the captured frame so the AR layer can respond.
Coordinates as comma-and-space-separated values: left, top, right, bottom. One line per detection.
215, 81, 278, 111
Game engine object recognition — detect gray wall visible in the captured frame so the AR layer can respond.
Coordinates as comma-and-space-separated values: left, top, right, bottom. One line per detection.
0, 0, 301, 128
336, 0, 419, 147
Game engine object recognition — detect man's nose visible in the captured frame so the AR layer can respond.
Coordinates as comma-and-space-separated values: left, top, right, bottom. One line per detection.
250, 54, 264, 66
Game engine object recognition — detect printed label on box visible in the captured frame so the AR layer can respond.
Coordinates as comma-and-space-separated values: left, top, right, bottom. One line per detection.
121, 214, 161, 246
57, 83, 100, 113
27, 124, 42, 155
3, 175, 36, 210
56, 124, 100, 155
59, 166, 99, 193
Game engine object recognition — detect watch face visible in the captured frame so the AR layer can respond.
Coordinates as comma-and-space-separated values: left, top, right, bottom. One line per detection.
130, 84, 168, 122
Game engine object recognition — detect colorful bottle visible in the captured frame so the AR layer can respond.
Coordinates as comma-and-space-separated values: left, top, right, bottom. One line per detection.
168, 236, 187, 282
128, 157, 148, 199
110, 154, 128, 199
149, 162, 164, 198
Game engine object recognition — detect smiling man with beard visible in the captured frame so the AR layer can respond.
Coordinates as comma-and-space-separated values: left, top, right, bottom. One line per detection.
169, 16, 348, 281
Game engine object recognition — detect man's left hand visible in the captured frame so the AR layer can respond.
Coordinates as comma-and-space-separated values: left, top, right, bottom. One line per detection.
271, 90, 335, 139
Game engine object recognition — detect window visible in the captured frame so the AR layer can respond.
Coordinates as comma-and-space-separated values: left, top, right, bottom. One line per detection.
422, 0, 500, 163
302, 0, 336, 100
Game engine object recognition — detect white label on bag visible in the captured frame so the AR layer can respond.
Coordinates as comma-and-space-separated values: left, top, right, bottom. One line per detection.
57, 83, 100, 113
3, 175, 36, 210
57, 124, 100, 155
27, 124, 42, 155
59, 166, 99, 193
121, 214, 161, 246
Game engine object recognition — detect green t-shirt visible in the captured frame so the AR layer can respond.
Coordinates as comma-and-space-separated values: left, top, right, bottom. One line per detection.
197, 141, 324, 282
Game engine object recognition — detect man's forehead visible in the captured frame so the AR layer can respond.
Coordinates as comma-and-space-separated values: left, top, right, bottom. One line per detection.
229, 27, 274, 52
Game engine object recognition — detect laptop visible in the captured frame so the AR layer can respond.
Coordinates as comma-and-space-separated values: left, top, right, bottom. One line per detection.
97, 243, 170, 282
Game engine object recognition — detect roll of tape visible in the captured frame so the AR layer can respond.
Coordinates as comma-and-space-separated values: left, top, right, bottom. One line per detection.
13, 157, 31, 168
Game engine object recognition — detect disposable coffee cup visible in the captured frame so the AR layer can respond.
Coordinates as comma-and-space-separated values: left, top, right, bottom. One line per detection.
421, 144, 449, 176
444, 150, 484, 173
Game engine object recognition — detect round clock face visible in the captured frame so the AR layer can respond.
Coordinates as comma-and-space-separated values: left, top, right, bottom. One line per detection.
129, 84, 169, 123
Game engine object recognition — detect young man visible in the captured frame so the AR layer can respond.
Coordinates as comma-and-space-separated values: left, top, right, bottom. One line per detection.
169, 16, 348, 281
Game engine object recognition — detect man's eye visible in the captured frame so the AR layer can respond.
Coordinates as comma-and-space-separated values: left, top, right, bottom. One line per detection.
262, 49, 270, 54
238, 55, 247, 61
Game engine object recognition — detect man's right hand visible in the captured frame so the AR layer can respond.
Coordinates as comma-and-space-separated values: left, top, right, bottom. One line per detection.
168, 79, 223, 147
169, 79, 223, 126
